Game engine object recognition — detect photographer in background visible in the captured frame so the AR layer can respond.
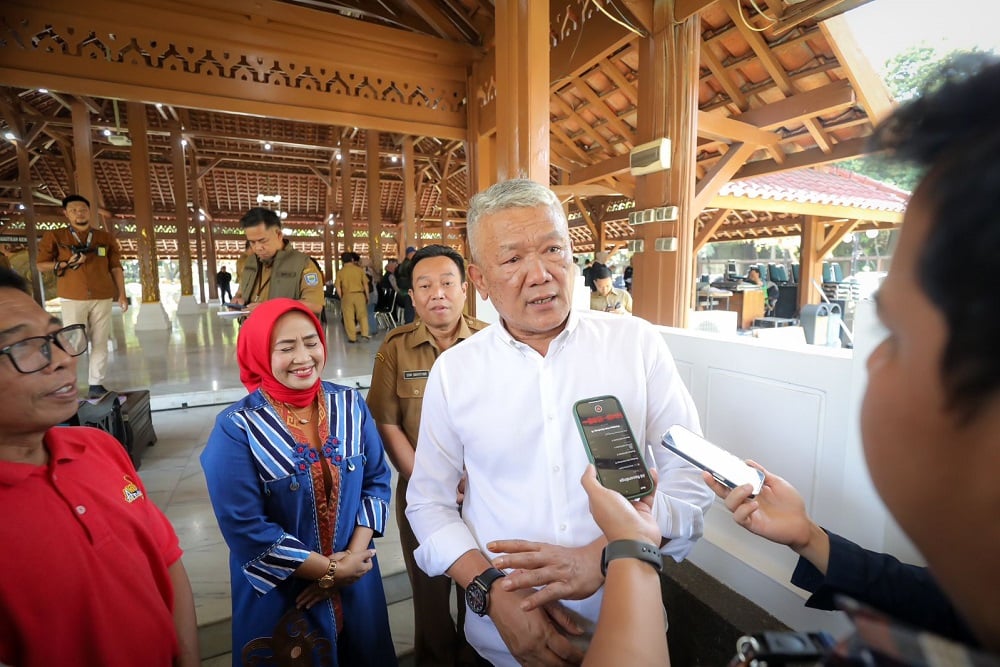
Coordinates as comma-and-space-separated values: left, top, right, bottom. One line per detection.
37, 194, 128, 399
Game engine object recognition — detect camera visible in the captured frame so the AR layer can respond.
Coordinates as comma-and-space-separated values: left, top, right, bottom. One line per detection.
735, 631, 835, 666
67, 243, 97, 255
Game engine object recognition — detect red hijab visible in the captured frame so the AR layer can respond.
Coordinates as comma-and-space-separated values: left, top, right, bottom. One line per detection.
237, 298, 326, 408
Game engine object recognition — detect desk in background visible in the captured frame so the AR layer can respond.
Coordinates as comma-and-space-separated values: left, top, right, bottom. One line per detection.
720, 288, 765, 329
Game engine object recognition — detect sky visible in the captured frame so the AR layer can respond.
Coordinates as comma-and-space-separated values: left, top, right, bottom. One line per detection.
843, 0, 1000, 72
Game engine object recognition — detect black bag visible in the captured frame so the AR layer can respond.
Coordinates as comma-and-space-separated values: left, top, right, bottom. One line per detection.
70, 392, 133, 457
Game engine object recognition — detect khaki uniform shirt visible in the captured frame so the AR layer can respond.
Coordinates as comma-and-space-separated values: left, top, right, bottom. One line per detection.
590, 287, 633, 314
334, 263, 369, 301
367, 315, 488, 449
38, 226, 122, 301
238, 246, 324, 313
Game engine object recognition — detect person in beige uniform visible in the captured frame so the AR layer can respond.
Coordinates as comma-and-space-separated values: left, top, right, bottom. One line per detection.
589, 264, 632, 315
367, 245, 487, 667
334, 251, 371, 343
37, 195, 128, 398
230, 207, 323, 315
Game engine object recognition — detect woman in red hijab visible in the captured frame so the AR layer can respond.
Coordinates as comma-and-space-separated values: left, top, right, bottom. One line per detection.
201, 298, 396, 666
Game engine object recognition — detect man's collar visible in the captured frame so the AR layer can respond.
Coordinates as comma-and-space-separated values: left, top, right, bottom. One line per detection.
495, 309, 578, 350
0, 428, 85, 487
407, 316, 476, 350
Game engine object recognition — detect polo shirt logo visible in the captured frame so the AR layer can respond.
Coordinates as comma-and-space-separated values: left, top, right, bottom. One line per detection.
122, 475, 144, 503
403, 370, 429, 380
304, 272, 320, 286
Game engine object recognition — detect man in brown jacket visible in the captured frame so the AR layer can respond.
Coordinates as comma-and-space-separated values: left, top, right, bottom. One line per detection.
37, 195, 128, 398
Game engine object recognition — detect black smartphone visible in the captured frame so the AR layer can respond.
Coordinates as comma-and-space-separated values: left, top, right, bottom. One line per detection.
662, 425, 765, 496
573, 395, 655, 500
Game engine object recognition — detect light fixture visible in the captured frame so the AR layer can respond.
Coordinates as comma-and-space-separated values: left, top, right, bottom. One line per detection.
390, 155, 398, 163
38, 88, 48, 94
865, 229, 880, 239
103, 129, 112, 136
335, 152, 342, 161
155, 103, 163, 108
199, 214, 205, 221
3, 131, 16, 141
18, 203, 25, 210
279, 211, 288, 220
181, 138, 188, 147
263, 142, 272, 151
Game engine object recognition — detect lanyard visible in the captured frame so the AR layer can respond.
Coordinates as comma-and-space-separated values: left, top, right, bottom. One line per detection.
70, 228, 93, 248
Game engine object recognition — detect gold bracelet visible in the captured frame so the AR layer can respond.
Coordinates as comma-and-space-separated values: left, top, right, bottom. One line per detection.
317, 557, 338, 589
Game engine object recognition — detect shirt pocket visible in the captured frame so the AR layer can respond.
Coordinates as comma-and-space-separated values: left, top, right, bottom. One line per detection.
397, 370, 429, 400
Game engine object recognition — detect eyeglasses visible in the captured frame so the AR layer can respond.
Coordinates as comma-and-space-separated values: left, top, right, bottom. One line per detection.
0, 324, 89, 374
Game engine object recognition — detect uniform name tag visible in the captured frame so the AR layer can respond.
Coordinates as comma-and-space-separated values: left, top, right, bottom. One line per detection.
403, 370, 429, 380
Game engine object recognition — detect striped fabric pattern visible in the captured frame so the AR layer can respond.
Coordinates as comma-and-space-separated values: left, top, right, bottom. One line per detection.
245, 534, 311, 595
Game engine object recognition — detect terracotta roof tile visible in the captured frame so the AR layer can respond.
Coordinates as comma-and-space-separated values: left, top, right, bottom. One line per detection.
722, 166, 910, 213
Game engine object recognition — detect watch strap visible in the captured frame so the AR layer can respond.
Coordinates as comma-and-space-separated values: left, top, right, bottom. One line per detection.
601, 539, 663, 576
474, 566, 506, 592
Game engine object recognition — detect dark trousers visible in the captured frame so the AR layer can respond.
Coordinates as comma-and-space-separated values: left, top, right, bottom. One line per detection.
218, 283, 232, 302
397, 477, 477, 667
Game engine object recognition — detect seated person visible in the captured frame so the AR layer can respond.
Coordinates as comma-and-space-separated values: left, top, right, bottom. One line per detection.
747, 267, 778, 314
590, 265, 632, 315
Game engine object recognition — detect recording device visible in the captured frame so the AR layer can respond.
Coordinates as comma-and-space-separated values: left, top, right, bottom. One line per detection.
662, 425, 765, 497
735, 631, 835, 666
573, 395, 655, 500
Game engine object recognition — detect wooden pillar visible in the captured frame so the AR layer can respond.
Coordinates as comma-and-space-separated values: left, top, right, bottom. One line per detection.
402, 136, 415, 255
192, 210, 206, 303
366, 130, 384, 270
15, 139, 42, 303
799, 215, 823, 311
70, 99, 99, 229
340, 148, 354, 264
127, 101, 160, 304
323, 155, 336, 280
495, 0, 549, 182
169, 128, 193, 297
632, 2, 700, 327
189, 147, 216, 302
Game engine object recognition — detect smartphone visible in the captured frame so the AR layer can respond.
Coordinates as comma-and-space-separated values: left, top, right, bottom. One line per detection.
223, 302, 247, 311
573, 395, 655, 500
661, 425, 765, 496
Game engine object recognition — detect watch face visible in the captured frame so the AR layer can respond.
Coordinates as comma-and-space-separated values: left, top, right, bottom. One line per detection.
466, 582, 488, 616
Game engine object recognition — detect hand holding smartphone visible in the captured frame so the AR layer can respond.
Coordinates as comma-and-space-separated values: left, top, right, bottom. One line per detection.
662, 425, 764, 497
573, 395, 655, 500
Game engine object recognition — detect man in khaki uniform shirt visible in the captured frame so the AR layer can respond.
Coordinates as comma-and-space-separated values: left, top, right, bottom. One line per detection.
367, 245, 487, 667
37, 195, 128, 398
230, 207, 323, 315
334, 251, 370, 343
589, 264, 632, 315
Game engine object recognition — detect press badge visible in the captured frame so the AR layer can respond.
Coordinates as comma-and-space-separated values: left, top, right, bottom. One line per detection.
98, 246, 107, 257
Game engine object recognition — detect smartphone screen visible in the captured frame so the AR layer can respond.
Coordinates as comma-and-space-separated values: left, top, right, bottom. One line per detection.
573, 396, 654, 500
661, 425, 765, 496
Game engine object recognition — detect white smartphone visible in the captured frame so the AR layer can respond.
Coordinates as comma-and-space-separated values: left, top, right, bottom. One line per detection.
662, 425, 765, 497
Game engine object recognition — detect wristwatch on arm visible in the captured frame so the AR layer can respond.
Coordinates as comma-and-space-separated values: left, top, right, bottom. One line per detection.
601, 540, 663, 576
465, 567, 506, 616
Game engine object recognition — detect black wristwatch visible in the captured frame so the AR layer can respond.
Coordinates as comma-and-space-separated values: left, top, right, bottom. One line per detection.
465, 567, 506, 616
601, 540, 663, 576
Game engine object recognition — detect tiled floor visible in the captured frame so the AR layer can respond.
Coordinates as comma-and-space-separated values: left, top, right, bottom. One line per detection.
84, 300, 416, 664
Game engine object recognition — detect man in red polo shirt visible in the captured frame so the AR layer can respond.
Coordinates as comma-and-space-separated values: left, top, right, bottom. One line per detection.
0, 267, 198, 667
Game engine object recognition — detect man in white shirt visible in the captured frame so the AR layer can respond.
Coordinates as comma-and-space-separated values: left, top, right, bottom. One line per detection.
406, 178, 713, 666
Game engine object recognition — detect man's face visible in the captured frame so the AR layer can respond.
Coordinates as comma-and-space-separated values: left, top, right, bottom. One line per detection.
244, 223, 284, 262
468, 205, 573, 345
62, 201, 91, 230
386, 261, 398, 274
410, 255, 467, 330
860, 186, 956, 557
0, 288, 81, 436
594, 277, 613, 296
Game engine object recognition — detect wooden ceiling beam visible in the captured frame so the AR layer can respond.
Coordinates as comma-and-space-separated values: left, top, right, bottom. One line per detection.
673, 0, 721, 21
698, 112, 780, 147
736, 80, 856, 129
733, 136, 870, 179
693, 142, 757, 214
700, 42, 748, 111
573, 81, 637, 143
598, 58, 638, 106
820, 16, 894, 125
568, 153, 630, 185
694, 208, 733, 252
401, 0, 469, 42
552, 94, 616, 154
818, 219, 860, 257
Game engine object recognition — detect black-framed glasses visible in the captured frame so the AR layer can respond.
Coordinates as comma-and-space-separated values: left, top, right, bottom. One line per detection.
0, 324, 89, 374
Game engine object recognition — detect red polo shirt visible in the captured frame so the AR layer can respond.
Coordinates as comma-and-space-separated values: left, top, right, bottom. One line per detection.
0, 426, 182, 667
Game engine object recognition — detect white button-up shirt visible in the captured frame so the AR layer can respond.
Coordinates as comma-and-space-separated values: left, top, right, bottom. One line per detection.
406, 309, 713, 666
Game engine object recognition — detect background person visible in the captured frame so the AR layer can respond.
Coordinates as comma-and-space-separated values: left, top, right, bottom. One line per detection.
230, 207, 324, 315
589, 264, 632, 314
405, 179, 712, 666
334, 251, 371, 343
0, 267, 198, 667
200, 298, 395, 666
216, 265, 233, 303
1, 242, 57, 301
36, 194, 128, 398
368, 244, 487, 666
